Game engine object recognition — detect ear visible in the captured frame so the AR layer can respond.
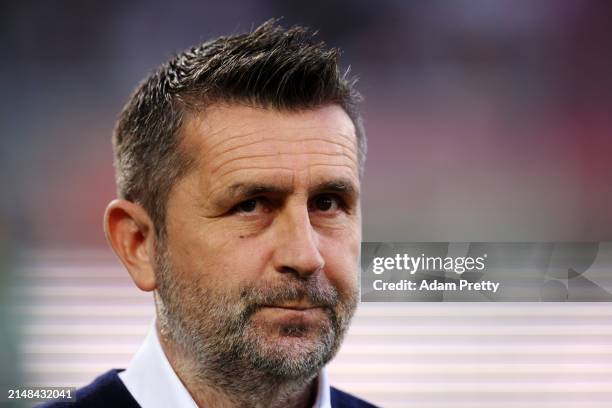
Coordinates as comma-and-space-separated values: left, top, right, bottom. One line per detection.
103, 199, 158, 291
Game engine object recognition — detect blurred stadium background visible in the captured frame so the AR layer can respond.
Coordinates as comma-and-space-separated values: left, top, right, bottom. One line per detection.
1, 1, 612, 407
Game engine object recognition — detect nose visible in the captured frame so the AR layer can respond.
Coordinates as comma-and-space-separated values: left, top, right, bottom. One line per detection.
272, 204, 325, 279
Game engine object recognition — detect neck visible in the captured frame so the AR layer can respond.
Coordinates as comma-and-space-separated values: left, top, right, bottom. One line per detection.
156, 325, 319, 408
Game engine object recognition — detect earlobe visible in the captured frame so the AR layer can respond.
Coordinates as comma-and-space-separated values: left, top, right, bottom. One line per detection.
103, 199, 157, 292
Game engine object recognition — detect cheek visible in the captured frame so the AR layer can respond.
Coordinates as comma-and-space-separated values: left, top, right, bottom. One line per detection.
221, 238, 275, 282
162, 231, 228, 291
319, 234, 360, 295
172, 230, 275, 288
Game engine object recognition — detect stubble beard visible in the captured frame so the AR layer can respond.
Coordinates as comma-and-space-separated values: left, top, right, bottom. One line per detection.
153, 244, 359, 398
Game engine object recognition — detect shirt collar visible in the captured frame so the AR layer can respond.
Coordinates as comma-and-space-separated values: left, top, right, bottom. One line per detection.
119, 319, 331, 408
118, 320, 198, 408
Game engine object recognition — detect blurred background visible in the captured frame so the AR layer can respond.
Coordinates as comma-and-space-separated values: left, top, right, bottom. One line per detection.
1, 1, 611, 407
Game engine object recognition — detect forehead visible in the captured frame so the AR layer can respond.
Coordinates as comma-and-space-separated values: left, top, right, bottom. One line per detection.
179, 104, 359, 195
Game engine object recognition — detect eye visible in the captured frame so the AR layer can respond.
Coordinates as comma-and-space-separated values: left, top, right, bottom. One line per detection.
238, 199, 257, 212
232, 198, 264, 214
310, 194, 342, 213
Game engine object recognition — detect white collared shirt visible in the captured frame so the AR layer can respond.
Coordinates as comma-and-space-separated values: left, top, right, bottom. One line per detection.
118, 320, 331, 408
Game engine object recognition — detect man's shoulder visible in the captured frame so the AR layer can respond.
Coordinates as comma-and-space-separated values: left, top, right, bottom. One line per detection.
37, 369, 140, 408
330, 386, 379, 408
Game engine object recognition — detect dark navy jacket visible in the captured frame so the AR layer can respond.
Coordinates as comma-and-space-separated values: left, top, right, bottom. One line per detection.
39, 369, 378, 408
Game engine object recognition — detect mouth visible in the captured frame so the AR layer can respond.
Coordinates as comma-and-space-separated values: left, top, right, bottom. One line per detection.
250, 302, 331, 335
262, 306, 323, 313
261, 300, 324, 311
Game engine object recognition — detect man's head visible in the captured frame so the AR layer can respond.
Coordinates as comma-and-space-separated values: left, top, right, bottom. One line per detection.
112, 20, 365, 240
104, 21, 365, 387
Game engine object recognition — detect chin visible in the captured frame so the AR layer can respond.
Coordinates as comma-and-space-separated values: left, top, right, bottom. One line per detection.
243, 323, 337, 379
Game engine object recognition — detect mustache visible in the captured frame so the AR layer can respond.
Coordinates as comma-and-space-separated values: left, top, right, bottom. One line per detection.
238, 277, 340, 314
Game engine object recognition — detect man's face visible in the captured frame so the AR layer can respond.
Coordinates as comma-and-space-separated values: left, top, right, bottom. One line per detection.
154, 104, 361, 380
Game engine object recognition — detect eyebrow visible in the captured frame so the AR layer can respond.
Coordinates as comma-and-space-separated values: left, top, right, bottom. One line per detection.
224, 178, 359, 201
227, 183, 291, 200
309, 179, 359, 197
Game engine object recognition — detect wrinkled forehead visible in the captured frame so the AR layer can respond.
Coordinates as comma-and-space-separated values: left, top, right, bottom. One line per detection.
179, 104, 360, 189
